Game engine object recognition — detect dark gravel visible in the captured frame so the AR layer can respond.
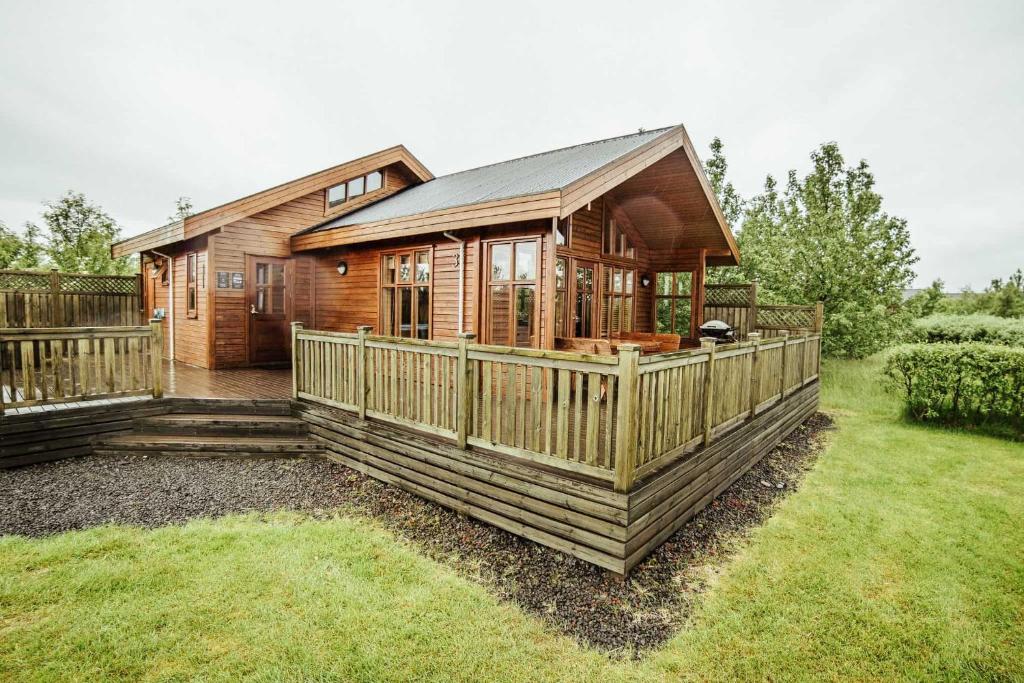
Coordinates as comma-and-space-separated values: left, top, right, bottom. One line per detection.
0, 412, 833, 656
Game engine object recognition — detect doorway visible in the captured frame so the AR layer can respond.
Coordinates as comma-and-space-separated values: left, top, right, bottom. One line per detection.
573, 260, 597, 338
247, 255, 290, 365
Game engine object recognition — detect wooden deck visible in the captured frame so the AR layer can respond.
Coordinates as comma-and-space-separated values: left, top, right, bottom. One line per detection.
163, 362, 292, 400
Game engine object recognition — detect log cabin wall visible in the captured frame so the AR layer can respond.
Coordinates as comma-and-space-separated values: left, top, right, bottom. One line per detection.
558, 197, 655, 335
140, 240, 208, 364
141, 253, 171, 358
208, 163, 416, 368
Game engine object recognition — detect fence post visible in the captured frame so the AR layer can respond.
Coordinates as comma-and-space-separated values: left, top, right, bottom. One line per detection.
747, 332, 761, 417
357, 325, 372, 419
814, 301, 824, 333
291, 321, 303, 400
779, 330, 790, 398
149, 319, 163, 399
749, 280, 759, 336
701, 338, 717, 446
49, 269, 64, 327
613, 343, 641, 493
801, 333, 810, 385
456, 332, 476, 448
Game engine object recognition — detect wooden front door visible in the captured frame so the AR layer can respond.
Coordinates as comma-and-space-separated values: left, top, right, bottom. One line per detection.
248, 256, 290, 365
572, 260, 597, 338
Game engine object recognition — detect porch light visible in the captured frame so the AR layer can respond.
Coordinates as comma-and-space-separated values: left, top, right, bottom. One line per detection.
640, 274, 651, 288
336, 260, 348, 276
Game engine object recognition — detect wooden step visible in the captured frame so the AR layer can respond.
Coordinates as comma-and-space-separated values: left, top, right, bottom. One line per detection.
93, 433, 323, 459
135, 413, 307, 437
164, 398, 294, 416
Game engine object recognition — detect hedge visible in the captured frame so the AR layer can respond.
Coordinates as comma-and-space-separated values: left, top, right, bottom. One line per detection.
907, 313, 1024, 347
884, 343, 1024, 435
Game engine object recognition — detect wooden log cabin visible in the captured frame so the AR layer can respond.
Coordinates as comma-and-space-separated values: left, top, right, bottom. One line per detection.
112, 125, 740, 367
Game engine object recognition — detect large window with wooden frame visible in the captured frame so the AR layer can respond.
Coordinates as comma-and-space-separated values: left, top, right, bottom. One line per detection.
327, 169, 385, 209
600, 265, 635, 336
186, 252, 198, 318
655, 271, 694, 337
485, 238, 539, 348
380, 249, 431, 339
601, 208, 637, 260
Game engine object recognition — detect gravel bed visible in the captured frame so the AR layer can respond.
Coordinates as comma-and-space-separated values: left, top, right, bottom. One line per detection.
0, 412, 833, 655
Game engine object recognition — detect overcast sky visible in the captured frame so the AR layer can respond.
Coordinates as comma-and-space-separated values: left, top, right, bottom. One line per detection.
1, 0, 1021, 289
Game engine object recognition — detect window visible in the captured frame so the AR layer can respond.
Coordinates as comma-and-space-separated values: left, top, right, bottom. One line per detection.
555, 216, 571, 247
485, 238, 539, 347
554, 257, 568, 337
600, 265, 635, 336
366, 170, 382, 192
253, 262, 286, 314
186, 252, 198, 318
327, 169, 386, 209
602, 208, 636, 259
655, 272, 694, 337
380, 249, 431, 339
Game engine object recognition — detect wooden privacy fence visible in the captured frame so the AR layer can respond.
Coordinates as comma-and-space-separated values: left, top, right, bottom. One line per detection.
0, 322, 163, 413
293, 323, 822, 493
703, 282, 824, 338
0, 269, 142, 328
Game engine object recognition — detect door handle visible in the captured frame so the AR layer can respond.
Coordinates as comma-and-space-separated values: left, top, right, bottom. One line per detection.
250, 304, 257, 315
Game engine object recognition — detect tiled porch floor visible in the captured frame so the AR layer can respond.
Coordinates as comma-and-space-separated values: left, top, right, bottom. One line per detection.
163, 361, 292, 400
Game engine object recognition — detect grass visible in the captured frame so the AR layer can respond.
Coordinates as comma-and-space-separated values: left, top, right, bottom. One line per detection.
2, 357, 1023, 681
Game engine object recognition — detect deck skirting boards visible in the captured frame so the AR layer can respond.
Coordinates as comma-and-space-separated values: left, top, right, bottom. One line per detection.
297, 381, 820, 574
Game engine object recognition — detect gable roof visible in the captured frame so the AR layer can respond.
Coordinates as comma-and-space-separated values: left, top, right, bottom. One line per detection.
310, 127, 672, 231
291, 125, 740, 265
112, 145, 432, 257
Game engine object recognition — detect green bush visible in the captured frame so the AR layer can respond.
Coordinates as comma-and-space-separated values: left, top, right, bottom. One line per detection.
907, 314, 1024, 347
884, 343, 1024, 436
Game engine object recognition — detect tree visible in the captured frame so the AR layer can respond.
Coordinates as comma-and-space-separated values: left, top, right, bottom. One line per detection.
904, 279, 947, 319
27, 191, 134, 275
703, 139, 748, 285
732, 143, 917, 357
942, 269, 1024, 318
0, 221, 46, 269
169, 196, 194, 223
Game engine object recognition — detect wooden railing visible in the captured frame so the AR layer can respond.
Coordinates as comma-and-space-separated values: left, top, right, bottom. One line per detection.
0, 322, 163, 413
0, 269, 143, 328
293, 323, 821, 493
703, 283, 824, 338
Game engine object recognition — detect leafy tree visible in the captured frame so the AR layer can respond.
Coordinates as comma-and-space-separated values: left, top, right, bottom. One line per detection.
710, 142, 917, 357
939, 269, 1024, 318
904, 279, 947, 319
169, 196, 194, 223
0, 221, 46, 269
703, 138, 747, 285
26, 191, 134, 275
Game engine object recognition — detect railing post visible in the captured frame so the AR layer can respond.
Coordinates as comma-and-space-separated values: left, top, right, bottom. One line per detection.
814, 301, 825, 333
749, 280, 758, 336
779, 330, 790, 398
701, 338, 717, 446
801, 333, 809, 385
149, 318, 163, 399
456, 332, 476, 448
291, 321, 303, 400
613, 343, 641, 493
357, 325, 372, 419
747, 332, 761, 417
50, 269, 64, 327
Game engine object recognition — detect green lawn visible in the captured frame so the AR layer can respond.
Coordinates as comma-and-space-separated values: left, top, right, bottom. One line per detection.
2, 358, 1022, 681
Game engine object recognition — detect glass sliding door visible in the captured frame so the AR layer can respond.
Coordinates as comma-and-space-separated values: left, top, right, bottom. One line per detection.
485, 238, 540, 347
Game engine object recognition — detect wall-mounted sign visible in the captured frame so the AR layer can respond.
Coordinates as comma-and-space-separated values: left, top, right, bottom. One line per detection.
231, 272, 244, 289
216, 271, 230, 289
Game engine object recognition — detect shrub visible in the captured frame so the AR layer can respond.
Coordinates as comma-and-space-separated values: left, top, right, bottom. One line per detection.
907, 314, 1024, 347
884, 343, 1024, 436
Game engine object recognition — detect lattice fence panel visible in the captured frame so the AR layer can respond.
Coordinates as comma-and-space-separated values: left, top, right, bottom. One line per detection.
757, 306, 815, 330
704, 285, 754, 307
60, 274, 138, 294
0, 272, 50, 291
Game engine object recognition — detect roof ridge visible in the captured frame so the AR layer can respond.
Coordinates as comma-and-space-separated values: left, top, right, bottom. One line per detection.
430, 125, 678, 182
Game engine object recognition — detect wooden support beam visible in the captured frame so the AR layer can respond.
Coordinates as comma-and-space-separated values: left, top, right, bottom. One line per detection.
149, 319, 163, 399
613, 343, 641, 493
701, 338, 716, 446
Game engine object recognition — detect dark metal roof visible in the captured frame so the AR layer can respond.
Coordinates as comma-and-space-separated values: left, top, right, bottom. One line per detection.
309, 127, 673, 233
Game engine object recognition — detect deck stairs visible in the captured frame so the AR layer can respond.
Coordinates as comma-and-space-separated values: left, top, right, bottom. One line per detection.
92, 399, 324, 459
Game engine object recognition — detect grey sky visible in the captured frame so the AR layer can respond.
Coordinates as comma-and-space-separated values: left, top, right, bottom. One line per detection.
1, 0, 1021, 290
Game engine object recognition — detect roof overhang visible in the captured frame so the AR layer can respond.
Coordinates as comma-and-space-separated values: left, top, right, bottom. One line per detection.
112, 144, 433, 258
